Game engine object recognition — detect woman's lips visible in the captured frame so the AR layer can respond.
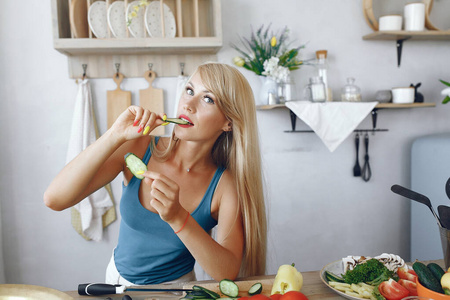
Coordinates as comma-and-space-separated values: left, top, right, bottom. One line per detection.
179, 114, 194, 126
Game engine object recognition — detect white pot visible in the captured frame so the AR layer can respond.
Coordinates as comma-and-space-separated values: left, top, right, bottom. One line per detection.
392, 87, 415, 104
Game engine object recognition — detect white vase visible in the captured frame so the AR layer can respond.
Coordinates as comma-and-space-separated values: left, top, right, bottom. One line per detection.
258, 76, 278, 106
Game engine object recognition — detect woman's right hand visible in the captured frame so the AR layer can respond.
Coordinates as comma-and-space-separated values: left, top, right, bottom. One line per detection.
110, 105, 165, 141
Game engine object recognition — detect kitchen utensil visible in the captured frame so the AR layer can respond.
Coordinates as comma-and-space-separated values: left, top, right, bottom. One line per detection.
78, 283, 193, 296
353, 133, 361, 177
392, 87, 415, 104
361, 133, 371, 182
139, 70, 164, 135
445, 177, 450, 200
438, 205, 450, 229
88, 1, 109, 38
391, 184, 444, 228
70, 0, 89, 38
107, 72, 131, 129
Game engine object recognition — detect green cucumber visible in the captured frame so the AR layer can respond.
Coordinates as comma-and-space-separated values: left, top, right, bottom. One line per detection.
165, 118, 193, 125
325, 270, 345, 283
412, 261, 444, 293
427, 262, 446, 281
219, 279, 239, 298
124, 153, 147, 179
248, 282, 263, 295
192, 285, 220, 299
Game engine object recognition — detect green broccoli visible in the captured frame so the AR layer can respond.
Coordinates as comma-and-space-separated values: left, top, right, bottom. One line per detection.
342, 258, 394, 284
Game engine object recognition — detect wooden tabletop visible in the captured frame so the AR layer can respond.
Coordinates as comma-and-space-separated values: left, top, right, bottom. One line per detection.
65, 260, 445, 300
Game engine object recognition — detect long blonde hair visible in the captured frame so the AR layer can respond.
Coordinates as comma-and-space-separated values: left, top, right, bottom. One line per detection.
153, 62, 267, 276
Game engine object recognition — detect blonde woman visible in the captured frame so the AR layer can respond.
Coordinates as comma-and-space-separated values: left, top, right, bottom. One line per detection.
44, 62, 267, 284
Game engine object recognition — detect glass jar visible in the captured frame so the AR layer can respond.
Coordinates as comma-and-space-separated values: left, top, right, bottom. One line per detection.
306, 76, 326, 102
278, 75, 296, 103
341, 77, 362, 102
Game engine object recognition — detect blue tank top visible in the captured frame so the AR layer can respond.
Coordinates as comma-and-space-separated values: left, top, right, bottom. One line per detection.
114, 138, 224, 284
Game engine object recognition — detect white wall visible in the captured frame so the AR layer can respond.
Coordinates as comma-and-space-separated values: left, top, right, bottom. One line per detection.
1, 0, 449, 292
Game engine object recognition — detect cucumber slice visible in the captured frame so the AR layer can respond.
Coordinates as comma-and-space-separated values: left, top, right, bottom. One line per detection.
124, 153, 147, 179
248, 282, 262, 295
219, 279, 239, 298
325, 270, 345, 283
192, 285, 221, 299
165, 118, 193, 125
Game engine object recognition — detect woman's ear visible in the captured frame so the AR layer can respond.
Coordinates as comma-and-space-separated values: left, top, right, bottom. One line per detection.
223, 121, 232, 132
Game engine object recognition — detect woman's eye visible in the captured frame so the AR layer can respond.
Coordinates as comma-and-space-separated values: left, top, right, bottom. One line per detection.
186, 87, 194, 96
203, 96, 215, 104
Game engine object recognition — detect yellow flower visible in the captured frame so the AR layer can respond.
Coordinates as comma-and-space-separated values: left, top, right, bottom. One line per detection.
133, 5, 139, 11
139, 0, 148, 6
129, 11, 137, 18
232, 56, 245, 67
271, 36, 277, 47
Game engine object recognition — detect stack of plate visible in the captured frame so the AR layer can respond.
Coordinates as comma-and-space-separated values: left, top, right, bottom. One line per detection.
77, 1, 176, 39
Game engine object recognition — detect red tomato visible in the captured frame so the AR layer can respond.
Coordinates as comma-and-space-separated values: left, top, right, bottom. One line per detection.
238, 297, 250, 300
270, 294, 283, 300
398, 279, 418, 296
397, 267, 418, 282
378, 279, 410, 300
279, 291, 309, 300
249, 295, 271, 300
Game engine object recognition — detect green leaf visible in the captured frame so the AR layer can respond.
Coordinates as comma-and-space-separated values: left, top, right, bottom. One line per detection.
443, 95, 450, 104
440, 79, 450, 87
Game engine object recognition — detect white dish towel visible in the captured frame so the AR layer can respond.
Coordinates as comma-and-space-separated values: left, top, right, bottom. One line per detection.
66, 79, 115, 241
285, 101, 378, 152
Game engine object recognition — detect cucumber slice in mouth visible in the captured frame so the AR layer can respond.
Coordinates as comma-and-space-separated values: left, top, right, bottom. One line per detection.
124, 153, 147, 179
165, 118, 193, 125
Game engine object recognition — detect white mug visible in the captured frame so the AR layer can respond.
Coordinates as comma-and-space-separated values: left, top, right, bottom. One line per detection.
379, 15, 402, 31
392, 87, 415, 104
404, 2, 425, 31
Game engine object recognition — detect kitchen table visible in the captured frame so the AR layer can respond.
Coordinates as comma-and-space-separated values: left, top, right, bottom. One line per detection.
64, 260, 445, 300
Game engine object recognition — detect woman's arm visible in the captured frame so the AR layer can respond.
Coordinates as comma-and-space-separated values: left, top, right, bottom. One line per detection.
44, 106, 164, 211
144, 170, 244, 281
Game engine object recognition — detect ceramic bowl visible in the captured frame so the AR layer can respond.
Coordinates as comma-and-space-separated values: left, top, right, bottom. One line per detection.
379, 15, 403, 31
392, 87, 415, 104
416, 279, 450, 300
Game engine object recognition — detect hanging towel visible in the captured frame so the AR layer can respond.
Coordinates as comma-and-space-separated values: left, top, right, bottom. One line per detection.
173, 75, 188, 117
285, 101, 378, 152
66, 78, 116, 241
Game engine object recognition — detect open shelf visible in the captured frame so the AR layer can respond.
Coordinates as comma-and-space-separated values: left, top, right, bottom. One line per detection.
363, 30, 450, 41
257, 102, 436, 110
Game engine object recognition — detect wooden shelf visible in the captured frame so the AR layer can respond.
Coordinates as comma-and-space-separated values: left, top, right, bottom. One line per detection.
257, 102, 436, 110
51, 0, 222, 78
363, 30, 450, 41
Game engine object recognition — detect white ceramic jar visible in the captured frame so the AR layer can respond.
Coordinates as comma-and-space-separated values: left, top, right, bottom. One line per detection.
379, 15, 403, 31
404, 2, 426, 31
392, 87, 415, 103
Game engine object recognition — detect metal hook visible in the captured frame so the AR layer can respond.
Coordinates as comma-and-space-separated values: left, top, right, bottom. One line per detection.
148, 63, 153, 71
180, 62, 185, 76
82, 64, 87, 78
115, 63, 120, 77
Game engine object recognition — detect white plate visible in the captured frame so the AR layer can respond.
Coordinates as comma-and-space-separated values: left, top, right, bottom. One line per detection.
107, 1, 127, 38
320, 260, 366, 300
88, 1, 108, 38
126, 1, 146, 38
144, 1, 176, 38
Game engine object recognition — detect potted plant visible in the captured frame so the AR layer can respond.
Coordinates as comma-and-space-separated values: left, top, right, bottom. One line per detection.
231, 24, 309, 105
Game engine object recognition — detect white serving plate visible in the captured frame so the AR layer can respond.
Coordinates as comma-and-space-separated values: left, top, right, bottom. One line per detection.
144, 1, 176, 38
107, 1, 127, 38
320, 260, 366, 300
88, 1, 108, 38
126, 1, 146, 38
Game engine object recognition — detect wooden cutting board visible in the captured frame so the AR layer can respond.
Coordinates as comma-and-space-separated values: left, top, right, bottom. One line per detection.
139, 70, 165, 136
184, 278, 275, 297
70, 0, 89, 38
107, 72, 131, 129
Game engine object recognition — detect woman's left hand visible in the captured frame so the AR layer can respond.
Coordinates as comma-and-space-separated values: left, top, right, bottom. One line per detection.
141, 171, 187, 226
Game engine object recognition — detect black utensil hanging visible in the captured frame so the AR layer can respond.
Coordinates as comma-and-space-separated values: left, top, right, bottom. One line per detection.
353, 133, 361, 177
438, 205, 450, 229
361, 133, 372, 182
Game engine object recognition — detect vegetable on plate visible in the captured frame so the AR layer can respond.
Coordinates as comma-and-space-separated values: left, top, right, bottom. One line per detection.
378, 278, 409, 300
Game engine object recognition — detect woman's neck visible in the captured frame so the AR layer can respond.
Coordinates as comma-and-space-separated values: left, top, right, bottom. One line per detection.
172, 140, 215, 173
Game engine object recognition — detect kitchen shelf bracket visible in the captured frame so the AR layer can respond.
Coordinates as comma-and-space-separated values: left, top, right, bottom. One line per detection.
396, 36, 412, 67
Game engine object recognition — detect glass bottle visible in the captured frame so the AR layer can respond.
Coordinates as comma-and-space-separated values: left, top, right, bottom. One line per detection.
341, 77, 362, 102
308, 76, 326, 102
316, 50, 332, 101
